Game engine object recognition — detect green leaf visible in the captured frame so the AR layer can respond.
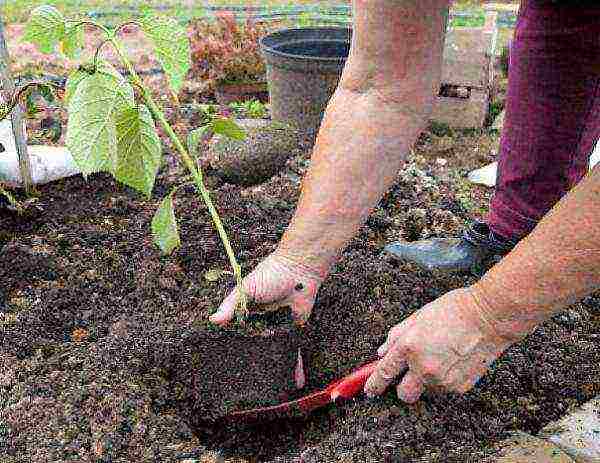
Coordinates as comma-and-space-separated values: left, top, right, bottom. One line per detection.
61, 24, 84, 59
210, 118, 246, 141
65, 64, 135, 177
186, 126, 210, 157
23, 6, 66, 54
152, 191, 180, 255
64, 68, 88, 104
114, 104, 162, 198
139, 11, 191, 94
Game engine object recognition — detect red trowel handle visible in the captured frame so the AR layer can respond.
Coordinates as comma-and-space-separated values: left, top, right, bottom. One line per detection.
327, 360, 379, 401
222, 360, 380, 423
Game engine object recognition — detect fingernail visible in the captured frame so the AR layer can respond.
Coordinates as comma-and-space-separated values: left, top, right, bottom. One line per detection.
377, 343, 388, 357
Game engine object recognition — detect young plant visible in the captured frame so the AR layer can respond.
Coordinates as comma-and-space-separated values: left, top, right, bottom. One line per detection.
9, 5, 250, 320
228, 99, 267, 119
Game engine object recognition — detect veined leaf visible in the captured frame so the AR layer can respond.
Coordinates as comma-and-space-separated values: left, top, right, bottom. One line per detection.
210, 118, 247, 142
139, 12, 191, 94
65, 65, 135, 177
61, 24, 84, 59
64, 62, 119, 105
186, 126, 211, 157
23, 6, 66, 54
152, 191, 180, 255
64, 68, 89, 105
115, 104, 162, 198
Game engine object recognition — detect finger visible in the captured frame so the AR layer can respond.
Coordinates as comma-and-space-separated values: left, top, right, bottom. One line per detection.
377, 342, 389, 357
396, 370, 424, 404
289, 294, 313, 327
364, 347, 408, 397
289, 280, 318, 327
209, 287, 240, 325
379, 324, 405, 357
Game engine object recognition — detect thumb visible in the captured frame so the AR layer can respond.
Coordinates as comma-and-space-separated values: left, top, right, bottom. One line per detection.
287, 280, 318, 326
209, 275, 255, 325
396, 370, 424, 404
209, 286, 242, 325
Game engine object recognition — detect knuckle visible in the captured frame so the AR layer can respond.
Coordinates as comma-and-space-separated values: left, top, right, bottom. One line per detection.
453, 383, 471, 394
420, 361, 442, 379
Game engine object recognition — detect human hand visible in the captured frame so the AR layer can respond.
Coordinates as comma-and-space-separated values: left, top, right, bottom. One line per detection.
209, 252, 325, 327
364, 287, 517, 403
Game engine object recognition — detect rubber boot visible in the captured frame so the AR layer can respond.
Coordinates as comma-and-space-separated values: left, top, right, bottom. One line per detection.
383, 221, 519, 273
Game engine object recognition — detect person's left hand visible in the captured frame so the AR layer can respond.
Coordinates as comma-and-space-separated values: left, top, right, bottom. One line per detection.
364, 287, 516, 403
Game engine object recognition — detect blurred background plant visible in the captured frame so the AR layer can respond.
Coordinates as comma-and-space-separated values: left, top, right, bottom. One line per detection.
229, 99, 267, 119
189, 12, 268, 91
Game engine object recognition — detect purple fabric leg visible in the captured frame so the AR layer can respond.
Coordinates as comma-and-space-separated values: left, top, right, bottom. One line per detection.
487, 0, 600, 240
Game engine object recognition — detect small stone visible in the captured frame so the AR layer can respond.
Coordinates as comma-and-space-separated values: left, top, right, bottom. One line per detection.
204, 269, 225, 282
207, 119, 301, 186
71, 328, 89, 342
158, 276, 178, 289
85, 269, 98, 280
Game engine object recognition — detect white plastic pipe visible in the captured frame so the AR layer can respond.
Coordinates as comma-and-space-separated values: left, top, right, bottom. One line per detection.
0, 144, 80, 188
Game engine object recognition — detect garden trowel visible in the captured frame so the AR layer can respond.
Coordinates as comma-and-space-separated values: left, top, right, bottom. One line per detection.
221, 359, 379, 423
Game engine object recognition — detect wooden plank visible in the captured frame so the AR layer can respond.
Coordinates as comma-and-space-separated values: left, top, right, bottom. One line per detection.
0, 16, 32, 192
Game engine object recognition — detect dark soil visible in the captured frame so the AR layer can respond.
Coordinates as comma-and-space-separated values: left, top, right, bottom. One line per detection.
1, 122, 600, 463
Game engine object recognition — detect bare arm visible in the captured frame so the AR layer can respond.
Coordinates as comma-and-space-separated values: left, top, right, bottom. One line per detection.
276, 0, 450, 275
473, 165, 600, 341
365, 166, 600, 402
211, 0, 450, 326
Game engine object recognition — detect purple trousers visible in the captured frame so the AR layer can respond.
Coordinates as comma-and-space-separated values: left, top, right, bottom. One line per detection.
488, 0, 600, 240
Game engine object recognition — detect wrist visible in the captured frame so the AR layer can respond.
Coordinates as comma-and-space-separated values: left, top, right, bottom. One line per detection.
467, 282, 538, 344
269, 249, 330, 283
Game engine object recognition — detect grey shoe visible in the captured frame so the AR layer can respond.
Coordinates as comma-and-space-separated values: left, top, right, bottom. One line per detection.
383, 221, 518, 273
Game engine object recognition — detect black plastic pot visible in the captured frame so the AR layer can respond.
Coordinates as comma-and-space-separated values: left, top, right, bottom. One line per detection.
260, 27, 351, 147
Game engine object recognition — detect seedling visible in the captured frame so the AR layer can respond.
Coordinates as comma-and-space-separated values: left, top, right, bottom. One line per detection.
1, 6, 250, 320
229, 99, 267, 119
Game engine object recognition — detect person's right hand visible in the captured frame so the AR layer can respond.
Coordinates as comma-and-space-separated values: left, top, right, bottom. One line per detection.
209, 252, 325, 327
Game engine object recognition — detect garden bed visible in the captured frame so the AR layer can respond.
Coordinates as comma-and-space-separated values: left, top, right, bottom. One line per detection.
2, 119, 600, 462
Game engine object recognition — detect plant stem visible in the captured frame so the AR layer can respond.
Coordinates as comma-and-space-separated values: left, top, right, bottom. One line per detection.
107, 34, 248, 321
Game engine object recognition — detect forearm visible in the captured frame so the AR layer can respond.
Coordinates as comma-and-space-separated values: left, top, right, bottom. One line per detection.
472, 167, 600, 340
277, 0, 448, 274
277, 90, 425, 274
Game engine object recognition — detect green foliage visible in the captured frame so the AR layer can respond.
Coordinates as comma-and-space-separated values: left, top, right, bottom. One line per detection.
65, 63, 135, 177
61, 24, 85, 59
187, 126, 210, 157
64, 67, 89, 105
139, 10, 191, 94
229, 100, 267, 119
187, 109, 247, 156
210, 118, 246, 142
23, 5, 84, 58
151, 191, 181, 255
16, 5, 249, 314
22, 6, 65, 54
114, 104, 162, 198
0, 184, 21, 212
499, 43, 510, 78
